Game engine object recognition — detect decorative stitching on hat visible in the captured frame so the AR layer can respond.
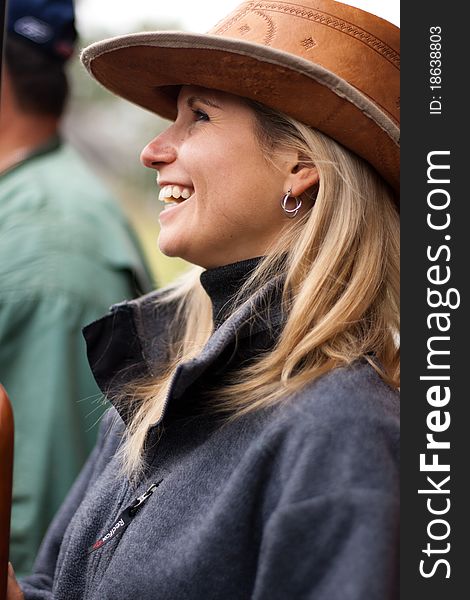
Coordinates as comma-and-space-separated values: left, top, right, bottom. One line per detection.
214, 4, 277, 46
251, 2, 400, 69
253, 10, 277, 45
301, 36, 317, 50
213, 4, 254, 35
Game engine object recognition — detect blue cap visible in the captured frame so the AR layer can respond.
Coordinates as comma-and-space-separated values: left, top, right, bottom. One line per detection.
7, 0, 77, 61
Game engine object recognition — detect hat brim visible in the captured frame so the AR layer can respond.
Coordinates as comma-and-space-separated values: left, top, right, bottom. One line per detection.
81, 32, 399, 195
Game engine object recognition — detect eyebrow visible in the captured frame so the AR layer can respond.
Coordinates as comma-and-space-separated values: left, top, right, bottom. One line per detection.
186, 95, 222, 110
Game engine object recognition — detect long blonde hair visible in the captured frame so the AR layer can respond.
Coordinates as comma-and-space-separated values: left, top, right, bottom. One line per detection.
116, 102, 400, 477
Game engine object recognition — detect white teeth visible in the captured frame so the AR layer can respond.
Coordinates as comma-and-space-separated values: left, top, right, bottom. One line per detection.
158, 185, 193, 203
158, 185, 172, 201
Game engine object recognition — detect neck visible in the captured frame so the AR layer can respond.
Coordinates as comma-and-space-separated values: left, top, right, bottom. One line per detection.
0, 108, 59, 169
200, 256, 264, 328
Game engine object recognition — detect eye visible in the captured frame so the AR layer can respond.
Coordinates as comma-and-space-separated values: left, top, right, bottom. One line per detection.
191, 108, 210, 122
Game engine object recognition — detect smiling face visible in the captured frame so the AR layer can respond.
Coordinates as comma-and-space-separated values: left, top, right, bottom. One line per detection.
141, 86, 310, 269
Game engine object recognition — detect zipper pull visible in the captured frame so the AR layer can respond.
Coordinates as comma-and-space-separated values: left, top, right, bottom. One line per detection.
89, 479, 163, 553
128, 481, 161, 516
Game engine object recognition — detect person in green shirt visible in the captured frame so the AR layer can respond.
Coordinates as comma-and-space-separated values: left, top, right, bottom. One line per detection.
0, 0, 153, 577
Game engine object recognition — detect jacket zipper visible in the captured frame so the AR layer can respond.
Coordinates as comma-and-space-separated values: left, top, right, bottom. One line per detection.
88, 480, 162, 553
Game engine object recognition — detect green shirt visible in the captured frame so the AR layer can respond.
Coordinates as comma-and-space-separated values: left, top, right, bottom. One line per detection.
0, 140, 153, 576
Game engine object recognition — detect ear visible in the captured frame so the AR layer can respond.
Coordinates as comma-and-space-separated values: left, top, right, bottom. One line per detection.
287, 164, 319, 197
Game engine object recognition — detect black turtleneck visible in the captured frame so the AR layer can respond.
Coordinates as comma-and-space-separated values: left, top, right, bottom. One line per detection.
200, 256, 263, 328
164, 257, 281, 418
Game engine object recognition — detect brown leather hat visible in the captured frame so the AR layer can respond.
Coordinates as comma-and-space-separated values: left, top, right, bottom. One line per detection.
81, 0, 400, 195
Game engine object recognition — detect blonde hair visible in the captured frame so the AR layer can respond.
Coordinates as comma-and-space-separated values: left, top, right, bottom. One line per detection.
115, 103, 400, 478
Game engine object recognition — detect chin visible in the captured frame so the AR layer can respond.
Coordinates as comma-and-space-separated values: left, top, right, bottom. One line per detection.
158, 236, 180, 258
157, 233, 194, 263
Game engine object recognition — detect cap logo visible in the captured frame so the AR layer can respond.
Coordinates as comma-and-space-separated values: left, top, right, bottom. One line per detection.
14, 16, 53, 44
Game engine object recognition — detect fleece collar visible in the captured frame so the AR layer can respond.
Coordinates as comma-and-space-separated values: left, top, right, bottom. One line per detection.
83, 275, 284, 427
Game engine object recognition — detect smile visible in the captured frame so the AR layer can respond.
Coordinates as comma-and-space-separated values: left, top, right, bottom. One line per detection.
158, 184, 194, 203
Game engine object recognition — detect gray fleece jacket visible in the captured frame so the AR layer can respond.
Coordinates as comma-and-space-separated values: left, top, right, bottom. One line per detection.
20, 266, 399, 600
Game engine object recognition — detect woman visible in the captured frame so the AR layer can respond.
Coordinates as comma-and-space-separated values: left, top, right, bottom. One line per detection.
10, 1, 399, 598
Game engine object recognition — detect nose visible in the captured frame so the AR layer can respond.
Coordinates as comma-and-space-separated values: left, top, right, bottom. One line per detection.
140, 128, 177, 170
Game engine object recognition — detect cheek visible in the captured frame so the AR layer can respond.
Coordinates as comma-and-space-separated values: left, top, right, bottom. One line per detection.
185, 137, 283, 222
237, 157, 284, 212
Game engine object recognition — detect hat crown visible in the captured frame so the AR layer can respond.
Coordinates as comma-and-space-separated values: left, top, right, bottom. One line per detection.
210, 0, 399, 125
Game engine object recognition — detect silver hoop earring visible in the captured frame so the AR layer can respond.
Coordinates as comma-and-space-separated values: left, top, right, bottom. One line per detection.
281, 189, 302, 218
